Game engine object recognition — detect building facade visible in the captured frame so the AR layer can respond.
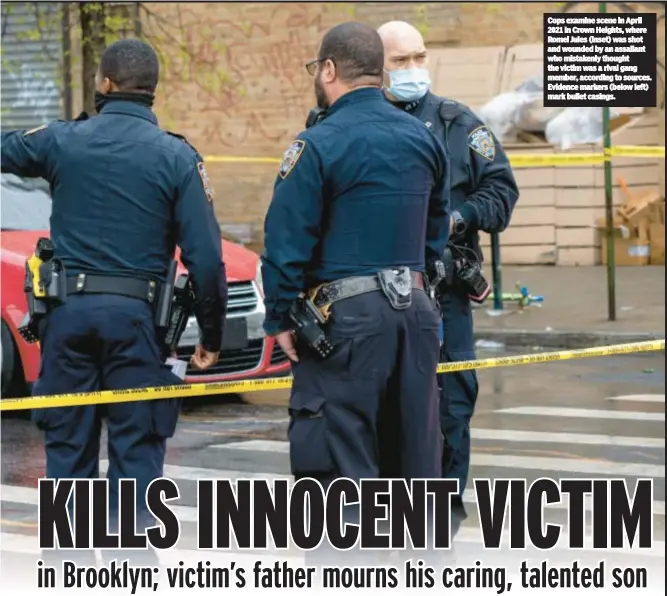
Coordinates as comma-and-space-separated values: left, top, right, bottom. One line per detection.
3, 2, 664, 257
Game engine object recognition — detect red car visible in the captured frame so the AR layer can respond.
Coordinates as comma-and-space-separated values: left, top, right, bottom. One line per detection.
0, 173, 291, 398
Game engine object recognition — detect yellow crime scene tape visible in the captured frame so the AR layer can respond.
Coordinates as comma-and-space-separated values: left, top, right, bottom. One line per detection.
203, 146, 665, 167
1, 339, 662, 412
608, 145, 666, 158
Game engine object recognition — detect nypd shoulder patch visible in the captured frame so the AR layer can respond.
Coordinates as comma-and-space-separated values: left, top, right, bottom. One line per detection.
278, 140, 305, 179
197, 162, 215, 202
468, 126, 496, 161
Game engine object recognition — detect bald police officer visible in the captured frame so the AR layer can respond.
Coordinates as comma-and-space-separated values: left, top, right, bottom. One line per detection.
1, 39, 227, 566
378, 20, 520, 538
261, 22, 451, 562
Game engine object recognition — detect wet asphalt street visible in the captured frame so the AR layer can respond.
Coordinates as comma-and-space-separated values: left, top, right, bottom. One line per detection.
0, 347, 664, 590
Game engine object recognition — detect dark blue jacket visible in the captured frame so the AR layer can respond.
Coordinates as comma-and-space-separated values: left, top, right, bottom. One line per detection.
261, 87, 451, 336
1, 100, 227, 351
400, 91, 519, 259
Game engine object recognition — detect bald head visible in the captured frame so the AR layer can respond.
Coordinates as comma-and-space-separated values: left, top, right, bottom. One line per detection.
377, 21, 427, 70
378, 21, 424, 46
377, 21, 430, 102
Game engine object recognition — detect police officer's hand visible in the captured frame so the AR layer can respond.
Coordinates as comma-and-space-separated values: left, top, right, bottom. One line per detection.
190, 345, 219, 370
449, 216, 454, 234
275, 330, 299, 362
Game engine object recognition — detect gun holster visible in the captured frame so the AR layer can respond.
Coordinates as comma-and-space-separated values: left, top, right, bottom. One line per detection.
288, 295, 334, 359
153, 260, 196, 358
18, 238, 67, 343
163, 274, 196, 355
154, 260, 178, 330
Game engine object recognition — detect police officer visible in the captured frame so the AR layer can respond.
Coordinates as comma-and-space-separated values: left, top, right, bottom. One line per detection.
261, 22, 450, 565
377, 21, 520, 537
1, 39, 227, 565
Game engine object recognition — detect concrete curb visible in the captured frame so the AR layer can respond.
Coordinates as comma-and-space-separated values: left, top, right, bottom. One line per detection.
474, 329, 666, 350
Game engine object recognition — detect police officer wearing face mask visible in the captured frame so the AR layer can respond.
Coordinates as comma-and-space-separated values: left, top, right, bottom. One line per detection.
377, 21, 520, 540
1, 38, 227, 568
262, 21, 451, 565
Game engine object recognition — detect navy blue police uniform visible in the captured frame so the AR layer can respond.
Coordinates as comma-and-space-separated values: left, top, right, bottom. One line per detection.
262, 87, 450, 562
396, 91, 519, 530
1, 98, 227, 559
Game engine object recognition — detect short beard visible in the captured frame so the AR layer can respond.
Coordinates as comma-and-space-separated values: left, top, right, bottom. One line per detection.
314, 73, 329, 110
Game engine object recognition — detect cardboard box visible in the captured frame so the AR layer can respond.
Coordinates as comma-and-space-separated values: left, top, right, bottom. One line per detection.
649, 222, 665, 265
617, 191, 663, 228
648, 200, 666, 225
599, 221, 650, 266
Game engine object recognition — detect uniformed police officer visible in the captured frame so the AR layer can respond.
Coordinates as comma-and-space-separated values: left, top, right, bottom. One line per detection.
261, 22, 450, 565
1, 39, 227, 566
378, 20, 520, 538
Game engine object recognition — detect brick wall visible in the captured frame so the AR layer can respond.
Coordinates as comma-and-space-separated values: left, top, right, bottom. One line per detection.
142, 2, 665, 246
143, 2, 352, 239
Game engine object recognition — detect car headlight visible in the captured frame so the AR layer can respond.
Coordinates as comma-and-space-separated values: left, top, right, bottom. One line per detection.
255, 259, 263, 296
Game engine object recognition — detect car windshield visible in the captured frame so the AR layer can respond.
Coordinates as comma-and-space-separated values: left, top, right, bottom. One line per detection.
0, 174, 52, 231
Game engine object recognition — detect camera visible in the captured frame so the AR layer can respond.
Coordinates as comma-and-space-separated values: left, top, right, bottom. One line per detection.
430, 243, 490, 304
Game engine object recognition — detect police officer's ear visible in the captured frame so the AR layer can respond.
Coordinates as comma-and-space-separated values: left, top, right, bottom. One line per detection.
95, 69, 113, 95
320, 58, 337, 84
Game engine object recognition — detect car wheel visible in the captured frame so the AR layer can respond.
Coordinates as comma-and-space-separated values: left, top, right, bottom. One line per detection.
1, 320, 26, 398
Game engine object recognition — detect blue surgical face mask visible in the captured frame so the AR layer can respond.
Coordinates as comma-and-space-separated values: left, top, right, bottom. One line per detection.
385, 67, 431, 102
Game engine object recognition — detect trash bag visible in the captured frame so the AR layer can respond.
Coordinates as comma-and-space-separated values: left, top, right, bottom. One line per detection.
476, 74, 563, 141
545, 106, 619, 150
476, 92, 530, 142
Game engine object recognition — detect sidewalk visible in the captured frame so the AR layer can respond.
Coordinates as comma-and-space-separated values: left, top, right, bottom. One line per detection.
473, 265, 665, 348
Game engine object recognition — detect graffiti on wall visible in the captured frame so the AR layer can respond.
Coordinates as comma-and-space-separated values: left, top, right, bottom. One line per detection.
145, 3, 346, 153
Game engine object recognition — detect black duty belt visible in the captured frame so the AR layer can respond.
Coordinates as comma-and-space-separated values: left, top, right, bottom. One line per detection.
311, 271, 425, 309
66, 273, 159, 304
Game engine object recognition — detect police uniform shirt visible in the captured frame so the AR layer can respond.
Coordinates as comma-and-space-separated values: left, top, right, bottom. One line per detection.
1, 100, 227, 351
403, 91, 519, 236
261, 87, 451, 336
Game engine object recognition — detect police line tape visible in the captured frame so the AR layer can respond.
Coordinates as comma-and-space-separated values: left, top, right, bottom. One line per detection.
0, 340, 663, 412
202, 145, 665, 167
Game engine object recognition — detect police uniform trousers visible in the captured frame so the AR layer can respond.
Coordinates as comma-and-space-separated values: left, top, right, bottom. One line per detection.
31, 293, 183, 567
437, 289, 479, 539
287, 288, 442, 567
